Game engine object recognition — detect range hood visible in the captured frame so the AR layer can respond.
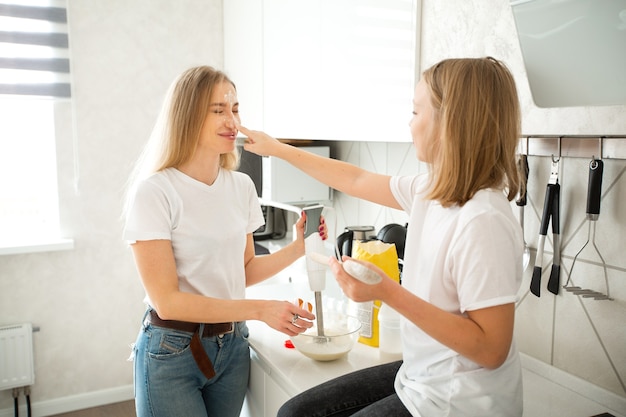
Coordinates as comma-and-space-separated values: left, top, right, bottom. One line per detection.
511, 0, 626, 108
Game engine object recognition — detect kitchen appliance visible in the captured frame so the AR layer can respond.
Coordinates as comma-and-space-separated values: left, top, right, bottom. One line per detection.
511, 0, 626, 107
302, 204, 333, 339
335, 226, 376, 258
298, 204, 368, 360
237, 145, 277, 240
252, 205, 287, 241
238, 144, 330, 240
237, 144, 331, 204
377, 223, 408, 265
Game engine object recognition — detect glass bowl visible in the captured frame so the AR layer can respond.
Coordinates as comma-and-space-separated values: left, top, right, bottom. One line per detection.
290, 313, 361, 361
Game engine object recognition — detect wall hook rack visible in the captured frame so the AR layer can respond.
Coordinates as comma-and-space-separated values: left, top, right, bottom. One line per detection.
518, 135, 626, 160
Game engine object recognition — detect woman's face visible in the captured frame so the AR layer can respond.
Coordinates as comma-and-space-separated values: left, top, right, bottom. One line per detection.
198, 81, 240, 155
409, 79, 436, 163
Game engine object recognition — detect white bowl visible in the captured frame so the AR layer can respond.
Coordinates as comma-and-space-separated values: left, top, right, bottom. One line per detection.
290, 313, 361, 361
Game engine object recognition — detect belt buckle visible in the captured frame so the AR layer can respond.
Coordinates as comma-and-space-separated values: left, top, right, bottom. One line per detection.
222, 322, 235, 335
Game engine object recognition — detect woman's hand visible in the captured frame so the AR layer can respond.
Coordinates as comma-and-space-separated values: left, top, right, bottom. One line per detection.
238, 125, 282, 157
292, 212, 328, 258
296, 211, 328, 240
260, 300, 315, 337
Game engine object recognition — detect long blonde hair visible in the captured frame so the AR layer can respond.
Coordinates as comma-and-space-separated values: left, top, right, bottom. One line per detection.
422, 57, 521, 207
124, 66, 239, 215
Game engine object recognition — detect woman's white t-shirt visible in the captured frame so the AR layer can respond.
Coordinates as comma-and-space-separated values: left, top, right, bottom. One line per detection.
123, 167, 265, 305
390, 174, 524, 417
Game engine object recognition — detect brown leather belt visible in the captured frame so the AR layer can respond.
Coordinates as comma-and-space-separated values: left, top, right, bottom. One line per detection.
147, 310, 234, 337
146, 310, 235, 379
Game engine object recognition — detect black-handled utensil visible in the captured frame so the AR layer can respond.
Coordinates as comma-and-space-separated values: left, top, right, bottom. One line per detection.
516, 154, 529, 207
564, 158, 610, 300
586, 159, 603, 220
546, 183, 561, 295
516, 154, 530, 270
530, 158, 560, 297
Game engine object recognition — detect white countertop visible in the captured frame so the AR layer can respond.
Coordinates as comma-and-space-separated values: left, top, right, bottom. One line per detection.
245, 282, 394, 398
246, 282, 626, 416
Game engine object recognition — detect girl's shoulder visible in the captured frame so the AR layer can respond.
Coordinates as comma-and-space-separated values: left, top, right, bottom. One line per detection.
456, 188, 512, 226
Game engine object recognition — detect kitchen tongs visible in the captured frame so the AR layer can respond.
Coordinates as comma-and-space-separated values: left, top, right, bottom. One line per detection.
530, 157, 561, 297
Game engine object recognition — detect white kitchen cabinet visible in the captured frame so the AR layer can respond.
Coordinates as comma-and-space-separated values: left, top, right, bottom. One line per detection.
245, 350, 291, 417
224, 0, 420, 142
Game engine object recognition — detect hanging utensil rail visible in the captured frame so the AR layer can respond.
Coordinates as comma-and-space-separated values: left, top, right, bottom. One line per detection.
518, 136, 626, 160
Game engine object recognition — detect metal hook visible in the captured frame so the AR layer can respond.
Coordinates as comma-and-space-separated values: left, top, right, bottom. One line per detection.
551, 136, 562, 163
518, 136, 530, 155
590, 155, 598, 170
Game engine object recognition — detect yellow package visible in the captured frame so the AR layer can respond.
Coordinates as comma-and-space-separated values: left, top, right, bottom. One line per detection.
352, 240, 400, 347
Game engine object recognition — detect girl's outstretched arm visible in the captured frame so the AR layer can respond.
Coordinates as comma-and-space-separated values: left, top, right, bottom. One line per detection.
239, 126, 401, 210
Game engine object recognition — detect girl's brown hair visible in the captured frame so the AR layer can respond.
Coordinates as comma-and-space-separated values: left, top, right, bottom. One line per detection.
422, 57, 521, 207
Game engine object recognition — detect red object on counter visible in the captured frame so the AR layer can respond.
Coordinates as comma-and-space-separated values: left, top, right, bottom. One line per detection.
284, 339, 295, 349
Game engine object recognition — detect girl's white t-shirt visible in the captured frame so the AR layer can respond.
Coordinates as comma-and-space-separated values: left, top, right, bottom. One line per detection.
390, 174, 524, 417
123, 167, 265, 304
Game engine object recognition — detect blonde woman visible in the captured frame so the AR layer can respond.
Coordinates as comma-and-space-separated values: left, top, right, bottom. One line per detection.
241, 57, 524, 416
123, 66, 316, 417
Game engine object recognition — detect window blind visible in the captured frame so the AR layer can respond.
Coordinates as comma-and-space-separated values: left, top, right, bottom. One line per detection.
0, 0, 71, 98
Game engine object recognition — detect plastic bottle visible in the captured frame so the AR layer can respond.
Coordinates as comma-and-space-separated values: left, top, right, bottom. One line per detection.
377, 302, 402, 361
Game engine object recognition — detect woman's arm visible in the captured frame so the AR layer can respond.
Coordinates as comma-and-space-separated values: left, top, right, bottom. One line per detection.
131, 239, 314, 335
243, 215, 307, 286
239, 126, 401, 210
329, 257, 514, 369
244, 211, 330, 286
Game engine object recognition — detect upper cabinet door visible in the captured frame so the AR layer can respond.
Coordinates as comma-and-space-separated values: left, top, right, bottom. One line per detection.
225, 0, 421, 142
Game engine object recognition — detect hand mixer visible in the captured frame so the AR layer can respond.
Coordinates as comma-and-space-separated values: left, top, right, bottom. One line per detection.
303, 204, 383, 340
302, 204, 328, 338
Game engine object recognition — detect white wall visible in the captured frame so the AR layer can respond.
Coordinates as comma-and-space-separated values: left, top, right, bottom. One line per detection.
1, 0, 624, 413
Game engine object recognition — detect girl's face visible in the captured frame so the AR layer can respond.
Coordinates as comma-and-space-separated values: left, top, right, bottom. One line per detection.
198, 81, 240, 155
409, 79, 436, 163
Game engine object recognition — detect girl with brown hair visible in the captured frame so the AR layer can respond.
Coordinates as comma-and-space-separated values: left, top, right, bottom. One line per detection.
241, 57, 524, 416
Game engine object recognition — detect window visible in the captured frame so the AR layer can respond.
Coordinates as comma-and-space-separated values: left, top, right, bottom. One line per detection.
0, 0, 72, 252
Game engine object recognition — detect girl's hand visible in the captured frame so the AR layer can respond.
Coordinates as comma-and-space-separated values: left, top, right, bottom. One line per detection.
238, 125, 281, 157
260, 300, 315, 337
329, 256, 386, 302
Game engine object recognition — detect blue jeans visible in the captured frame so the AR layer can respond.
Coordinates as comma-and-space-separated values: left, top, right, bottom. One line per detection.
277, 360, 411, 417
133, 315, 250, 417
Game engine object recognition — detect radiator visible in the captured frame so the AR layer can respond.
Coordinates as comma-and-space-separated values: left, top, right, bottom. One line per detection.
0, 323, 35, 391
